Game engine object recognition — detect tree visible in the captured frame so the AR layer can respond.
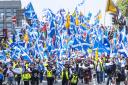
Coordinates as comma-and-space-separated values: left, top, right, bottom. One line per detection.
117, 0, 128, 16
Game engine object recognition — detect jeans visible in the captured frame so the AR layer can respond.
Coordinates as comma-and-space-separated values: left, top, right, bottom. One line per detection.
96, 71, 103, 84
8, 77, 14, 85
40, 75, 43, 83
106, 76, 112, 85
47, 77, 54, 85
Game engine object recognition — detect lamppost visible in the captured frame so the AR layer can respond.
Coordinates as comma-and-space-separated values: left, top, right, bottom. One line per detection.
1, 13, 4, 32
126, 5, 128, 26
1, 13, 7, 40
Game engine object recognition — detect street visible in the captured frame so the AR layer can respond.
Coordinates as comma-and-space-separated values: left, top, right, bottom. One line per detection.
3, 78, 126, 85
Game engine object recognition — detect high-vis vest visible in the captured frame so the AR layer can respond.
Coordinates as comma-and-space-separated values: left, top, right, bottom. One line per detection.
95, 62, 104, 71
47, 70, 52, 78
22, 73, 31, 80
13, 62, 18, 69
61, 70, 69, 80
25, 63, 29, 69
71, 75, 78, 84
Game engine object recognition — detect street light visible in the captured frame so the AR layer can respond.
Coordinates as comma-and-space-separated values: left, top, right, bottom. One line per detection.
1, 13, 4, 31
126, 5, 128, 17
1, 13, 7, 40
126, 5, 128, 26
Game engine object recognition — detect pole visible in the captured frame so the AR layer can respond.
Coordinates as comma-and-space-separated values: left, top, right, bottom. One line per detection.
3, 14, 4, 35
104, 12, 106, 26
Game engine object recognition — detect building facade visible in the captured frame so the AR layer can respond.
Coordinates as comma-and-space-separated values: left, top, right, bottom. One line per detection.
0, 0, 22, 32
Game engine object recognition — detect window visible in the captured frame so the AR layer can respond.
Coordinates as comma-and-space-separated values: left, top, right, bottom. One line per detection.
13, 8, 17, 15
0, 23, 3, 28
13, 12, 16, 16
6, 9, 11, 13
13, 9, 17, 13
6, 12, 12, 18
6, 22, 12, 28
0, 8, 4, 14
5, 9, 12, 18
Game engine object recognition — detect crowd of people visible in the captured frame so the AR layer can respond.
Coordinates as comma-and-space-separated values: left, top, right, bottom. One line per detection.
0, 54, 127, 85
0, 2, 128, 85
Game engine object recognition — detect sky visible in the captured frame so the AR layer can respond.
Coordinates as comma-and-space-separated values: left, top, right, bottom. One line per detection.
21, 0, 113, 25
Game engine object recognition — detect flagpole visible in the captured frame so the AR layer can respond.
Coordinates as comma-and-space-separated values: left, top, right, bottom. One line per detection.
104, 12, 106, 26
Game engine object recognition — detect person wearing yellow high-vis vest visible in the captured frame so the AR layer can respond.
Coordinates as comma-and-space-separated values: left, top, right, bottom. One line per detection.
61, 68, 69, 85
70, 72, 78, 85
14, 65, 22, 85
25, 62, 29, 69
22, 70, 31, 85
95, 60, 104, 84
46, 66, 54, 85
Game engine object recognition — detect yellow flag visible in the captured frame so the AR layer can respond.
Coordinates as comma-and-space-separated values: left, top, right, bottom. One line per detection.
66, 14, 70, 21
65, 13, 70, 28
9, 39, 13, 44
24, 33, 29, 43
72, 11, 76, 17
106, 0, 117, 14
65, 20, 70, 28
95, 49, 98, 61
44, 43, 46, 48
97, 12, 102, 20
75, 17, 79, 26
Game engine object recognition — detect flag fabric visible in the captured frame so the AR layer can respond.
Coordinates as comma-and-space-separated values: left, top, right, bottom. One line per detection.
106, 0, 117, 14
3, 1, 128, 67
24, 2, 38, 19
95, 49, 99, 61
24, 33, 29, 43
75, 16, 79, 26
118, 42, 128, 57
95, 10, 102, 21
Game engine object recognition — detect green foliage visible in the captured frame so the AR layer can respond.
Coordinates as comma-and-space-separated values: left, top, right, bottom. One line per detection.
117, 0, 128, 16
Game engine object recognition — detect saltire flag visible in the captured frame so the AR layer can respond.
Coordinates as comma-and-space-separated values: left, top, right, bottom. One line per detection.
24, 2, 38, 20
49, 27, 56, 38
0, 50, 6, 61
118, 42, 128, 57
20, 50, 31, 62
78, 38, 90, 51
50, 20, 55, 29
72, 38, 82, 51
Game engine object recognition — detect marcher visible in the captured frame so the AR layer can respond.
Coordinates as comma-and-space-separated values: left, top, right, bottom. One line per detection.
22, 69, 31, 85
7, 67, 14, 85
31, 64, 39, 85
70, 71, 78, 85
46, 65, 54, 85
14, 64, 22, 85
61, 67, 69, 85
78, 63, 84, 83
125, 58, 128, 85
0, 68, 4, 85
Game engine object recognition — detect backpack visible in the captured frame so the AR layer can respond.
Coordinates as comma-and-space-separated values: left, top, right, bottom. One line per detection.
0, 74, 3, 80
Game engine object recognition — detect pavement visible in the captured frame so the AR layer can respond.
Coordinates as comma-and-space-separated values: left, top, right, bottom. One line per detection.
3, 78, 126, 85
